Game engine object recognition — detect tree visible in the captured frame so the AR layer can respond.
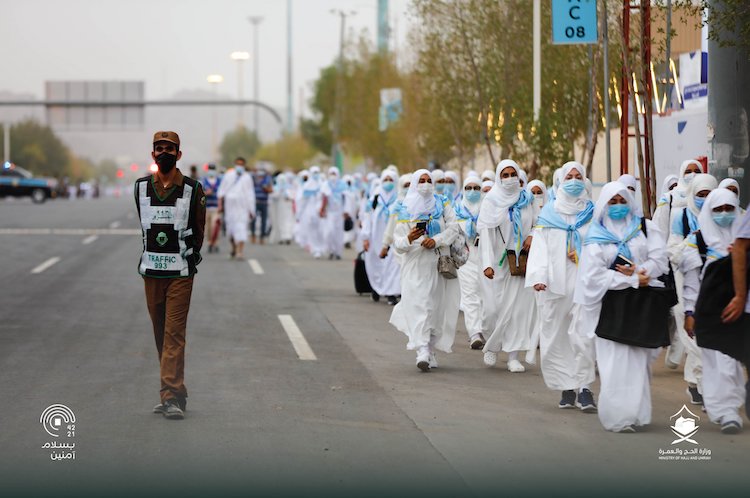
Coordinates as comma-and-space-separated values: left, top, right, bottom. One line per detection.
254, 133, 317, 171
219, 126, 261, 167
0, 119, 70, 178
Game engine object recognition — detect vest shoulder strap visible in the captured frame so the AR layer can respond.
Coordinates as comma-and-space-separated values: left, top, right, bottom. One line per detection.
682, 209, 690, 237
695, 229, 708, 265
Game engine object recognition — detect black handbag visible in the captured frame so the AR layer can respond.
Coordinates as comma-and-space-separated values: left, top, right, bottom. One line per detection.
694, 251, 750, 362
595, 286, 672, 348
594, 218, 675, 348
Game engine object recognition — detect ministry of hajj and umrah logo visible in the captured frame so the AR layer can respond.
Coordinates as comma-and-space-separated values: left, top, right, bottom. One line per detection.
156, 232, 168, 247
670, 405, 700, 445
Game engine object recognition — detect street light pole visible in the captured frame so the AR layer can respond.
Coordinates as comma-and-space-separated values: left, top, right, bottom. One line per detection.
207, 74, 224, 162
331, 9, 355, 172
248, 16, 264, 136
230, 51, 250, 127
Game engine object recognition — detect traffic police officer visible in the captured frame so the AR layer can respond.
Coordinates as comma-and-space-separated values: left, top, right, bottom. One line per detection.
135, 131, 206, 420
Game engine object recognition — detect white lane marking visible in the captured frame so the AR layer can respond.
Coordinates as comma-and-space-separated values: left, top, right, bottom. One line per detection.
0, 228, 140, 235
109, 221, 121, 229
82, 235, 98, 245
277, 315, 317, 361
248, 259, 264, 275
31, 257, 61, 274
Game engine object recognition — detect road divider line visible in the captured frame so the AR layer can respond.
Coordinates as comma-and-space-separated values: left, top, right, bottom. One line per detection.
82, 235, 98, 245
248, 259, 264, 275
31, 257, 61, 274
277, 315, 317, 361
0, 228, 140, 235
109, 221, 121, 229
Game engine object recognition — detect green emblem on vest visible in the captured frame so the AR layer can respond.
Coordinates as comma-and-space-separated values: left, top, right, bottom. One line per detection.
156, 231, 168, 246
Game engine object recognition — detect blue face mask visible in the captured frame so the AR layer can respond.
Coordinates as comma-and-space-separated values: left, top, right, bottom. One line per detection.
561, 179, 585, 197
465, 190, 481, 204
694, 197, 705, 210
381, 182, 395, 192
608, 204, 630, 220
435, 183, 445, 194
712, 211, 736, 227
444, 184, 456, 197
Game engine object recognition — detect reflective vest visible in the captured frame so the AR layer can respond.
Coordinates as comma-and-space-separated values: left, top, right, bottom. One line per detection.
135, 175, 201, 277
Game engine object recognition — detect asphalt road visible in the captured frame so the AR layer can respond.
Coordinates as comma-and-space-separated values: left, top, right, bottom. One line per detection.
0, 196, 747, 498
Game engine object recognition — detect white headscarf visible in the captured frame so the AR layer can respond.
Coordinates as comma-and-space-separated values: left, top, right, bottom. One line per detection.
445, 170, 459, 184
482, 180, 494, 190
430, 169, 445, 183
378, 169, 399, 203
481, 170, 495, 182
719, 178, 740, 197
526, 179, 547, 198
672, 159, 703, 208
327, 166, 339, 178
617, 174, 638, 191
662, 174, 679, 195
402, 169, 435, 219
697, 188, 741, 256
518, 169, 528, 187
593, 182, 637, 238
555, 161, 590, 215
397, 173, 411, 201
303, 166, 321, 192
552, 167, 564, 192
477, 159, 524, 230
461, 176, 482, 216
686, 173, 718, 217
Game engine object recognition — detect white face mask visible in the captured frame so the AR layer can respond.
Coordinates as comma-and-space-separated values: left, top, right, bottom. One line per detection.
683, 172, 696, 184
533, 193, 544, 207
500, 177, 520, 192
417, 183, 434, 197
235, 165, 245, 173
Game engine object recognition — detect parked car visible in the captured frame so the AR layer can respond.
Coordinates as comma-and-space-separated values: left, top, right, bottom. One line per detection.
0, 162, 56, 203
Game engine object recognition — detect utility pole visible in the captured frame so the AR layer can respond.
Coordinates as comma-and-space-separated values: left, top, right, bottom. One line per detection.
331, 9, 355, 172
533, 0, 541, 120
2, 123, 9, 164
287, 0, 294, 133
248, 16, 264, 136
603, 0, 611, 181
230, 51, 250, 127
664, 0, 673, 112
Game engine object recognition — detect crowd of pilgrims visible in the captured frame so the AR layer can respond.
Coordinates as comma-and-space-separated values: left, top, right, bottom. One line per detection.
255, 160, 747, 434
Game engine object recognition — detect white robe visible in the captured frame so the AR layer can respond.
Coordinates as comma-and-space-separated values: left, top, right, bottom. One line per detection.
479, 204, 536, 354
456, 216, 483, 340
700, 348, 745, 426
270, 188, 295, 243
525, 215, 595, 391
574, 219, 668, 431
320, 180, 347, 257
389, 205, 460, 353
216, 169, 255, 243
298, 189, 325, 257
362, 194, 401, 296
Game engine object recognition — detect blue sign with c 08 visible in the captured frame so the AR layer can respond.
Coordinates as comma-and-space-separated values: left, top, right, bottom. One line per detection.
552, 0, 598, 45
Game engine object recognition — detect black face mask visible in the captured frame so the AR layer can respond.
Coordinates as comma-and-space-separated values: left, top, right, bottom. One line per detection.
155, 152, 177, 174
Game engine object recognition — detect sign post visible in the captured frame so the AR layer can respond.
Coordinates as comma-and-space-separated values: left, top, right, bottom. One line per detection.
552, 0, 598, 45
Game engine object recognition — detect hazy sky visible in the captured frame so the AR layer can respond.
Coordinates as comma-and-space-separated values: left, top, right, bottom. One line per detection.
0, 0, 411, 117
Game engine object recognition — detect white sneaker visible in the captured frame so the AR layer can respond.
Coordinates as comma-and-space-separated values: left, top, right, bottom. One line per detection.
483, 351, 497, 367
416, 350, 430, 372
507, 359, 526, 373
429, 352, 438, 369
